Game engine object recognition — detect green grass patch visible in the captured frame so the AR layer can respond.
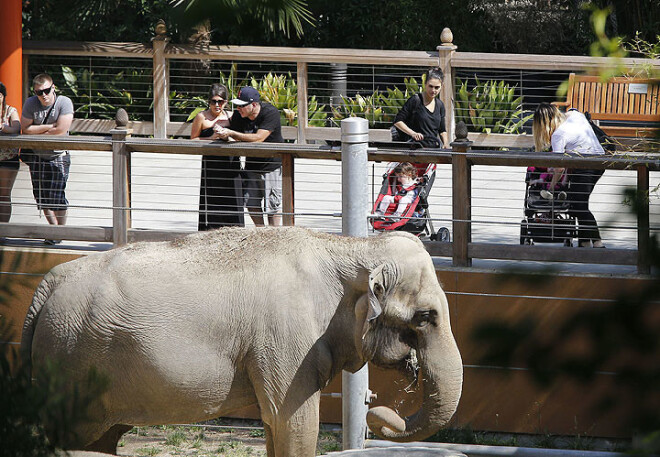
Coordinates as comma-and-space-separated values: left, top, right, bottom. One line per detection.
135, 446, 160, 456
165, 427, 188, 446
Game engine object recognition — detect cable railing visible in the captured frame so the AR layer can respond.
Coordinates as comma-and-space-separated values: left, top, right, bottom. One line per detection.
22, 27, 660, 146
1, 129, 657, 274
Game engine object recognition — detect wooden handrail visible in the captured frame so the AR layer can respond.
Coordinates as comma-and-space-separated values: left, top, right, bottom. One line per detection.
0, 134, 657, 273
22, 41, 660, 71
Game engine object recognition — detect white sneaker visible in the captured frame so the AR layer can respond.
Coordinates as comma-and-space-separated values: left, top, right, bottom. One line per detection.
540, 189, 554, 200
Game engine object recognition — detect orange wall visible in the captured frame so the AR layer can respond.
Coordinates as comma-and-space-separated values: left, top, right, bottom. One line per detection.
0, 0, 23, 115
2, 249, 655, 438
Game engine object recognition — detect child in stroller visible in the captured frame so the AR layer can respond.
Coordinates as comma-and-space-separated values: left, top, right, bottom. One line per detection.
371, 162, 450, 241
529, 166, 568, 201
520, 166, 576, 246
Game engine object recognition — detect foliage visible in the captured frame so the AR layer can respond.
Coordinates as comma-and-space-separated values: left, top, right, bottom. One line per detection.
0, 327, 110, 455
0, 248, 110, 455
623, 32, 660, 78
470, 0, 594, 55
455, 77, 532, 134
249, 72, 326, 127
58, 65, 152, 120
22, 0, 180, 43
22, 0, 658, 56
165, 427, 187, 446
329, 76, 424, 129
0, 339, 54, 457
330, 93, 386, 128
378, 76, 425, 124
472, 186, 660, 448
169, 0, 314, 39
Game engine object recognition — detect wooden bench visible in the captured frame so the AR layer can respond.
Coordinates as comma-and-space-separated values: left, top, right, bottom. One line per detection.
554, 73, 660, 138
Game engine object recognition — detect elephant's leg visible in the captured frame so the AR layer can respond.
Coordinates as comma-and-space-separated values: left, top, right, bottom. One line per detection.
264, 422, 275, 457
269, 393, 321, 457
85, 424, 133, 454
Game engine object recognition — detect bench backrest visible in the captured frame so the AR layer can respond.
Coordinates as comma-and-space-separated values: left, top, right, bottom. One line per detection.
558, 73, 660, 137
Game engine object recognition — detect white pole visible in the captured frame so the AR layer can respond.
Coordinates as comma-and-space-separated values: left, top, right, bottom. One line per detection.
341, 117, 370, 450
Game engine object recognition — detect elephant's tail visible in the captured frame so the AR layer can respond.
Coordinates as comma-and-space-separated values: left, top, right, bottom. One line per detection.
20, 271, 56, 379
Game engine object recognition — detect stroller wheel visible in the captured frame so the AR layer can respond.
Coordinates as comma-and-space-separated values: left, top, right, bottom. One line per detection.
520, 220, 528, 245
437, 227, 450, 243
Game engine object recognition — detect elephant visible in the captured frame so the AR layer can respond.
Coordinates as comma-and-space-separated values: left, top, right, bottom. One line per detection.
21, 226, 463, 457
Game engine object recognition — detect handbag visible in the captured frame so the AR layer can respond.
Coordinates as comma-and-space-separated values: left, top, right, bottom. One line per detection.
390, 93, 424, 142
0, 146, 19, 161
0, 106, 19, 161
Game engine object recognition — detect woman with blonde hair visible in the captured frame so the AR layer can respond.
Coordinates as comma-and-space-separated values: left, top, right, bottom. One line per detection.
532, 102, 605, 248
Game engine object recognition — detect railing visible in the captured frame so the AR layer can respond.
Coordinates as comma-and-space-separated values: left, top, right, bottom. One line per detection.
21, 33, 660, 148
1, 131, 657, 274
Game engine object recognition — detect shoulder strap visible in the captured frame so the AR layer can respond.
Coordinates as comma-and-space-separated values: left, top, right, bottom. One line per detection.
44, 96, 57, 123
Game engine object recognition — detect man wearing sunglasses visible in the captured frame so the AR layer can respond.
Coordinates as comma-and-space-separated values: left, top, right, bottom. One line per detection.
20, 73, 74, 244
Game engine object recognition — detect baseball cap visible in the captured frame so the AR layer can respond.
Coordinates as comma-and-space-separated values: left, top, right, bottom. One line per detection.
231, 87, 261, 106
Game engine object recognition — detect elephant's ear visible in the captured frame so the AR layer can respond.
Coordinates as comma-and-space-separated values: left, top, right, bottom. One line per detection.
367, 263, 388, 321
355, 263, 396, 351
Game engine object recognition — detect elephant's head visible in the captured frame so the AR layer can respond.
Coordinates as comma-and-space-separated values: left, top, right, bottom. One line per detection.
354, 242, 463, 442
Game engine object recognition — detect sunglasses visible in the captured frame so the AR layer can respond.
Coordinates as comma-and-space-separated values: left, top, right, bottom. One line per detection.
209, 99, 226, 105
35, 85, 54, 96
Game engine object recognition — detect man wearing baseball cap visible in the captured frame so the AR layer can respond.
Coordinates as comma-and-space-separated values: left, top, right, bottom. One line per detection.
216, 86, 284, 227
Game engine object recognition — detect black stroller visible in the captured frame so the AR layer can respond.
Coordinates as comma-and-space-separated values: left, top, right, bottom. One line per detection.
520, 166, 577, 246
371, 162, 450, 242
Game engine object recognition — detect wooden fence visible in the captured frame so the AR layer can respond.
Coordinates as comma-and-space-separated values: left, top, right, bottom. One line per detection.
21, 27, 660, 148
0, 132, 656, 274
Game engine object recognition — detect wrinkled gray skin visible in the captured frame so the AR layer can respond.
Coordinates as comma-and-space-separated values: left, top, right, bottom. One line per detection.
21, 227, 462, 457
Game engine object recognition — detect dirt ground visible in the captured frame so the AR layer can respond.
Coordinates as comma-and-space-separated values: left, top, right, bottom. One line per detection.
117, 420, 343, 457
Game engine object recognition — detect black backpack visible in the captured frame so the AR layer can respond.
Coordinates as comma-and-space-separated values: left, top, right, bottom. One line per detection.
584, 111, 616, 153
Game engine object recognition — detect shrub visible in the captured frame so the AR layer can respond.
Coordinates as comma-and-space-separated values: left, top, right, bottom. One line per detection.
455, 76, 532, 134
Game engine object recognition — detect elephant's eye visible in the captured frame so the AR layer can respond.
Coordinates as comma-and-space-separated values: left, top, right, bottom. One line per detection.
412, 310, 436, 328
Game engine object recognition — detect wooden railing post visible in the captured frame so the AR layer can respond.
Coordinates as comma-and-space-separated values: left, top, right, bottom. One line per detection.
451, 121, 472, 267
282, 154, 295, 226
296, 62, 308, 144
152, 20, 170, 139
438, 27, 457, 142
637, 164, 650, 274
111, 109, 132, 247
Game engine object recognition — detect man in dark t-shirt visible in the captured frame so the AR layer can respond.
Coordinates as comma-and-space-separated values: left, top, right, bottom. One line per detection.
217, 87, 284, 227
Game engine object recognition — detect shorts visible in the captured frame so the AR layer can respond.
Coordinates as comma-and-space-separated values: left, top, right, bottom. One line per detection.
26, 152, 70, 211
243, 168, 282, 214
0, 155, 20, 170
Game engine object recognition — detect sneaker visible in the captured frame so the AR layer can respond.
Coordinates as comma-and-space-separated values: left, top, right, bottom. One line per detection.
540, 189, 554, 200
44, 239, 62, 245
557, 191, 567, 200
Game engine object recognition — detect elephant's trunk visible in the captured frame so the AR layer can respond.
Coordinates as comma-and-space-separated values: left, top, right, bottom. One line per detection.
367, 327, 463, 441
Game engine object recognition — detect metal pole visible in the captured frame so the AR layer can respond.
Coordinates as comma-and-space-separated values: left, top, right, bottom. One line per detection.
341, 117, 369, 451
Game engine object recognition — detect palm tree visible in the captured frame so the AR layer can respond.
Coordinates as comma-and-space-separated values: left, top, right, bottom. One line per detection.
170, 0, 314, 38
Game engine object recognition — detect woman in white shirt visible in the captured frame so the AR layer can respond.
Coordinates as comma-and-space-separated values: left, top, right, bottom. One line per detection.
533, 103, 605, 248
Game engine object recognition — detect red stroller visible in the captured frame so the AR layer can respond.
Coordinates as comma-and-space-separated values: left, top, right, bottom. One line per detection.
371, 162, 450, 242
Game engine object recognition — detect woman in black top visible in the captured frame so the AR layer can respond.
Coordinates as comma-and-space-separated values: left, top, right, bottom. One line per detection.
191, 83, 244, 229
393, 67, 449, 148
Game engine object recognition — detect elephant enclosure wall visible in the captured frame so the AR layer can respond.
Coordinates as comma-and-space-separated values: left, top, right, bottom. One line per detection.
1, 248, 656, 439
